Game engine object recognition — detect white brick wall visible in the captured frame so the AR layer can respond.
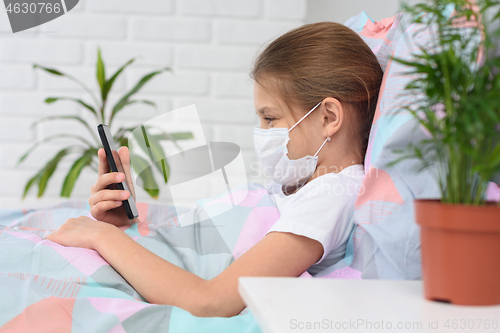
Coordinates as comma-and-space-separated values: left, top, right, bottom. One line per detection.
179, 0, 262, 17
0, 0, 306, 209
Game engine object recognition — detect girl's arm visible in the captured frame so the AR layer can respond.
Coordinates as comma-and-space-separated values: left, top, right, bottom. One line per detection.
46, 216, 323, 318
96, 226, 323, 317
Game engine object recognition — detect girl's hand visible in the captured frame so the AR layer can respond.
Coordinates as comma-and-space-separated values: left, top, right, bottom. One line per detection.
89, 147, 139, 227
45, 216, 113, 250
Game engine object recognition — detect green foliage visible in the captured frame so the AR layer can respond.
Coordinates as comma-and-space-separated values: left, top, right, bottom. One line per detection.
392, 0, 500, 205
20, 47, 193, 199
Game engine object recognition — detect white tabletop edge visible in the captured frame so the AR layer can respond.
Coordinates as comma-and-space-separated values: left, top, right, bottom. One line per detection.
237, 277, 500, 333
239, 277, 286, 333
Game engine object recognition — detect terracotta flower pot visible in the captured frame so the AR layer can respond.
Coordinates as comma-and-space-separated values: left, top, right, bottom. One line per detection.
415, 199, 500, 305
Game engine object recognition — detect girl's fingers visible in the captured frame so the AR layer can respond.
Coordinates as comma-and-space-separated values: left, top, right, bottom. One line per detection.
118, 146, 136, 200
98, 148, 110, 176
118, 146, 130, 168
91, 172, 123, 195
90, 200, 123, 219
89, 186, 129, 206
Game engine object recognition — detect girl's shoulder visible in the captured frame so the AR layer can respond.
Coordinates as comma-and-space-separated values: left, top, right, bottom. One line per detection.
302, 163, 364, 188
300, 164, 364, 199
318, 164, 365, 184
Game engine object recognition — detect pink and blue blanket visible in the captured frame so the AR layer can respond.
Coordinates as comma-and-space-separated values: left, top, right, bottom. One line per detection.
0, 183, 275, 332
0, 11, 413, 331
0, 182, 351, 332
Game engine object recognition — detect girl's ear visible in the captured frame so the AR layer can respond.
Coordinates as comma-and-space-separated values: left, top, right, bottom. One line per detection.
321, 97, 343, 138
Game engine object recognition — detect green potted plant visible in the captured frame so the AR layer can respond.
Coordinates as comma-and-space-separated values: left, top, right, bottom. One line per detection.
393, 0, 500, 305
17, 47, 193, 200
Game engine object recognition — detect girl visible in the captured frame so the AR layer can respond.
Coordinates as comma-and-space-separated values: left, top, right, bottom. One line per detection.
46, 22, 383, 318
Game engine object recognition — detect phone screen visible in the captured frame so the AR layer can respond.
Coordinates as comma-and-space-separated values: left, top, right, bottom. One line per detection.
97, 124, 139, 220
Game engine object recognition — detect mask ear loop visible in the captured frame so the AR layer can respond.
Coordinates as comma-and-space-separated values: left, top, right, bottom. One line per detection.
288, 101, 322, 132
313, 137, 331, 157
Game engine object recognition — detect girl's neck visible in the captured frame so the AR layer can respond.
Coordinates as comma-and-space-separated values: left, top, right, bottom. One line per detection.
281, 155, 362, 196
305, 153, 363, 184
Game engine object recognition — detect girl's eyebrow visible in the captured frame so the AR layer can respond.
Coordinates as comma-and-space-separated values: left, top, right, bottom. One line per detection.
256, 106, 277, 115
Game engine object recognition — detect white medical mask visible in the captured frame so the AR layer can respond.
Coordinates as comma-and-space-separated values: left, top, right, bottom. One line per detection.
254, 101, 331, 187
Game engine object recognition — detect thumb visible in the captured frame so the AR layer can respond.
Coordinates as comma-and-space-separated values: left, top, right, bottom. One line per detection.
118, 146, 136, 200
118, 146, 130, 168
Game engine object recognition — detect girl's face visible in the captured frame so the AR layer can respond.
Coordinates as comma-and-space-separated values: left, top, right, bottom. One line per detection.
254, 83, 287, 130
253, 82, 326, 160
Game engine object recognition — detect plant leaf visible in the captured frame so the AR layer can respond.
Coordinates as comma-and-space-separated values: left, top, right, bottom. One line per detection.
132, 125, 168, 176
33, 64, 64, 76
115, 136, 129, 148
44, 97, 97, 116
97, 47, 106, 100
109, 67, 171, 125
16, 136, 92, 167
34, 64, 100, 111
151, 131, 194, 152
30, 115, 100, 144
130, 153, 159, 199
22, 169, 44, 199
153, 132, 194, 141
37, 148, 72, 197
102, 58, 136, 105
35, 64, 101, 113
124, 99, 157, 109
113, 125, 138, 139
136, 128, 171, 184
61, 150, 95, 197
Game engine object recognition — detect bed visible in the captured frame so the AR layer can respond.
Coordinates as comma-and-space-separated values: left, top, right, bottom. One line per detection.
1, 8, 498, 332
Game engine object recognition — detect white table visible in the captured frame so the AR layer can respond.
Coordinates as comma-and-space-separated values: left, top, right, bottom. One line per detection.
238, 277, 500, 333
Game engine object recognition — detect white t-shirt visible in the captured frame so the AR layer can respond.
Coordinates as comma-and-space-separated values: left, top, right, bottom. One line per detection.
264, 164, 365, 275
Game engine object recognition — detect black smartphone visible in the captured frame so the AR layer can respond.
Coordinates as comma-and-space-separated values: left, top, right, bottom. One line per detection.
97, 124, 139, 220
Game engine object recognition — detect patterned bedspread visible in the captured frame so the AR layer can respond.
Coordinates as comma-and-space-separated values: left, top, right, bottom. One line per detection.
0, 182, 345, 332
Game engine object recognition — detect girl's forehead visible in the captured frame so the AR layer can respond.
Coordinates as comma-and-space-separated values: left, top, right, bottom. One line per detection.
253, 82, 285, 114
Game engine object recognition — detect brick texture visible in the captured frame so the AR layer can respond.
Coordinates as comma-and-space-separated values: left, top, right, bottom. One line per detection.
0, 0, 301, 208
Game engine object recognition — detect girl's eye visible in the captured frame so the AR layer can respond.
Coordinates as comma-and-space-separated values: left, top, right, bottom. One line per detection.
265, 117, 275, 125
